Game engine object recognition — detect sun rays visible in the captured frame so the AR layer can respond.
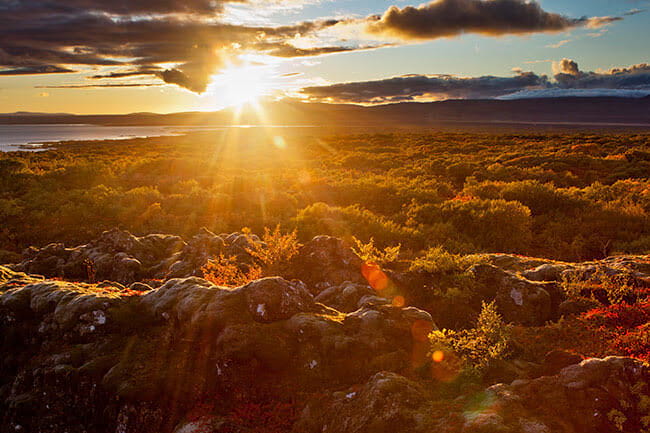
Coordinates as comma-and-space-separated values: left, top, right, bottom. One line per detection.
215, 63, 272, 108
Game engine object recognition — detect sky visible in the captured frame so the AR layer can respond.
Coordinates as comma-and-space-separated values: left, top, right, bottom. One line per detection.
0, 0, 648, 114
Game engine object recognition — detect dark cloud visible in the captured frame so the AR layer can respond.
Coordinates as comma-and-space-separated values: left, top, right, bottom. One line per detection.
0, 0, 246, 17
554, 59, 650, 89
301, 59, 650, 104
0, 0, 345, 92
257, 42, 392, 58
90, 69, 163, 79
0, 65, 74, 75
364, 0, 621, 40
0, 0, 629, 94
498, 88, 650, 99
36, 83, 164, 88
301, 71, 549, 103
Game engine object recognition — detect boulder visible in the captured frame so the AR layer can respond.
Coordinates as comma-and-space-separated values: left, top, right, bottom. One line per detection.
243, 277, 316, 323
521, 263, 572, 282
558, 297, 601, 317
470, 264, 557, 325
495, 277, 552, 326
314, 281, 378, 313
476, 357, 650, 433
294, 372, 431, 433
287, 236, 365, 292
165, 228, 225, 278
468, 263, 510, 299
475, 254, 554, 272
539, 350, 583, 377
165, 229, 267, 279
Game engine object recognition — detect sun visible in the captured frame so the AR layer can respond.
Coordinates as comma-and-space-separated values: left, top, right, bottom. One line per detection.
214, 62, 272, 108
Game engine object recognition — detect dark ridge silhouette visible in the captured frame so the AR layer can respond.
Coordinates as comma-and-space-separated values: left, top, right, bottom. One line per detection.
1, 97, 649, 127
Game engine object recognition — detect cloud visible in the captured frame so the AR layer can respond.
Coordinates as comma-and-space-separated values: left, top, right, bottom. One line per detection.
0, 0, 267, 17
584, 16, 624, 28
301, 59, 650, 104
36, 84, 164, 88
624, 8, 646, 16
362, 0, 620, 41
497, 88, 650, 99
257, 42, 393, 58
0, 0, 630, 95
0, 65, 74, 75
553, 59, 650, 89
547, 39, 571, 49
553, 58, 581, 76
0, 0, 345, 92
301, 71, 549, 103
90, 69, 163, 79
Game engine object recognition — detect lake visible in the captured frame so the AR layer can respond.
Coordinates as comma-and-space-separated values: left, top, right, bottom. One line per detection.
0, 124, 221, 152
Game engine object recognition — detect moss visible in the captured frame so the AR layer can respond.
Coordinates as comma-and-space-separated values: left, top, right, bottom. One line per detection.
607, 409, 627, 432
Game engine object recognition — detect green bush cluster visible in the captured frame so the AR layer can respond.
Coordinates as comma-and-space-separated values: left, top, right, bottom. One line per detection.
0, 130, 648, 261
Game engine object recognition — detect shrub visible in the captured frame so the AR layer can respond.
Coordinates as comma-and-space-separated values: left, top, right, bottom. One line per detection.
598, 269, 637, 305
352, 236, 400, 265
561, 267, 638, 305
293, 202, 421, 247
439, 198, 533, 252
429, 301, 511, 372
612, 323, 650, 361
246, 225, 301, 277
410, 246, 465, 274
202, 254, 263, 287
583, 301, 650, 329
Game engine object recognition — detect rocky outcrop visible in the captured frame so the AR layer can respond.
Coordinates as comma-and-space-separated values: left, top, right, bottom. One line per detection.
294, 372, 431, 433
475, 357, 650, 433
521, 263, 572, 282
287, 236, 366, 292
10, 228, 270, 285
296, 357, 650, 433
0, 271, 434, 433
474, 254, 559, 273
314, 281, 382, 313
13, 229, 185, 284
469, 264, 560, 325
165, 228, 265, 279
2, 239, 650, 433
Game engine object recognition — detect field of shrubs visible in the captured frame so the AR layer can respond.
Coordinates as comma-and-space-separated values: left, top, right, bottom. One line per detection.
1, 128, 648, 261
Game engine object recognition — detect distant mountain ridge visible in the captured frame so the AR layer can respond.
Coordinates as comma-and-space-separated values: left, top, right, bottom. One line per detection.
2, 96, 650, 126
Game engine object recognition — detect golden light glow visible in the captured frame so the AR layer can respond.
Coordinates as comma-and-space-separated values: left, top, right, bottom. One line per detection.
432, 350, 445, 363
272, 136, 287, 149
219, 63, 270, 107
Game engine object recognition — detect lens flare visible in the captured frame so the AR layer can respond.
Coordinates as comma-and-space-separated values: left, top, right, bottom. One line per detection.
430, 350, 462, 383
273, 136, 287, 149
361, 262, 390, 291
392, 295, 405, 307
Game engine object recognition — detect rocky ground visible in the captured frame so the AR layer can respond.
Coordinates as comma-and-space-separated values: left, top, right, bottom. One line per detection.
1, 229, 649, 432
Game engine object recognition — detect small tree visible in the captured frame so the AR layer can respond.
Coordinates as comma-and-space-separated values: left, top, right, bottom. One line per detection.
351, 236, 400, 265
429, 301, 511, 373
202, 254, 262, 287
246, 225, 301, 277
